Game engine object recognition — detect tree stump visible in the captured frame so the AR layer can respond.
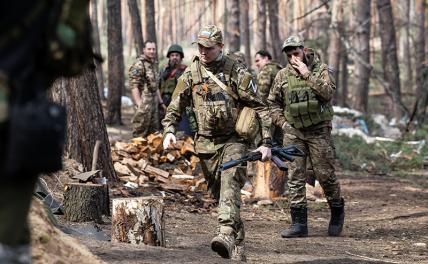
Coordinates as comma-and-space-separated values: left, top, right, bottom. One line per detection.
253, 161, 286, 200
63, 183, 108, 223
111, 197, 165, 246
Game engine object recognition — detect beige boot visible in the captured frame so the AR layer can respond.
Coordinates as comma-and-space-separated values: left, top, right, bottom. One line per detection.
231, 240, 247, 262
211, 226, 236, 259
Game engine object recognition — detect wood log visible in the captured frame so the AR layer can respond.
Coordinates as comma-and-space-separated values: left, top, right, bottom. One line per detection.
63, 183, 109, 223
252, 161, 285, 200
111, 197, 165, 246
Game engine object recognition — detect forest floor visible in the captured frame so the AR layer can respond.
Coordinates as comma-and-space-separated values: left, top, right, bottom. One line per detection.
39, 106, 428, 264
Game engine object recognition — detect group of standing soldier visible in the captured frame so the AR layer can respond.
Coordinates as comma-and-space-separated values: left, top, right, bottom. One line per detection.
128, 24, 345, 262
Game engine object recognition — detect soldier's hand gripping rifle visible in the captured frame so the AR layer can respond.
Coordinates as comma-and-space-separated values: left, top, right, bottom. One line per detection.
219, 145, 305, 172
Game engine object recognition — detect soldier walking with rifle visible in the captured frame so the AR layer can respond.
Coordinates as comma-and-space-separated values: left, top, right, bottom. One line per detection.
162, 25, 272, 261
268, 35, 345, 238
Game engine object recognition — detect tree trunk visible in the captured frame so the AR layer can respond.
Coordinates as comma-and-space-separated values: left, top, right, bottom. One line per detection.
51, 69, 117, 182
340, 51, 349, 107
376, 0, 404, 119
128, 0, 145, 56
106, 0, 124, 125
90, 0, 105, 100
255, 1, 267, 52
145, 0, 157, 46
240, 0, 251, 66
226, 0, 240, 52
267, 0, 283, 64
401, 0, 412, 91
351, 0, 371, 113
112, 197, 165, 246
63, 183, 108, 223
328, 0, 344, 105
415, 0, 427, 124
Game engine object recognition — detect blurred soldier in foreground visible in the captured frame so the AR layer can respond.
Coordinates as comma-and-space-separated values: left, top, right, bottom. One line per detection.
268, 35, 345, 238
129, 40, 162, 137
0, 1, 94, 263
162, 25, 272, 261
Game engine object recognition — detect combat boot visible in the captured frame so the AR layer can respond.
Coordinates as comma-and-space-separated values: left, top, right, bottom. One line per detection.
328, 198, 345, 236
211, 229, 235, 259
281, 207, 308, 238
231, 240, 247, 262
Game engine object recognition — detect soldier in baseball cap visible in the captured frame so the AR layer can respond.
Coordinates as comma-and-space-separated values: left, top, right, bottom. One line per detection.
193, 25, 223, 47
282, 35, 305, 52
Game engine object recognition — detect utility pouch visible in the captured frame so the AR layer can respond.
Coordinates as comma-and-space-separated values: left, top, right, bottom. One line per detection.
185, 106, 198, 133
6, 95, 66, 174
235, 106, 260, 142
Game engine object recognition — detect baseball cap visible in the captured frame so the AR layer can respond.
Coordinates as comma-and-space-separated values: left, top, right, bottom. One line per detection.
193, 25, 223, 47
282, 35, 304, 51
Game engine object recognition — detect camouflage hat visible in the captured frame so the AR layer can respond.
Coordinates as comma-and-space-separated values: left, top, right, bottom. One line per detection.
193, 25, 223, 47
282, 35, 304, 51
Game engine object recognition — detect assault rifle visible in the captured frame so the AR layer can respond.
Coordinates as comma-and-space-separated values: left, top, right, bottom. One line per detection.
219, 145, 305, 172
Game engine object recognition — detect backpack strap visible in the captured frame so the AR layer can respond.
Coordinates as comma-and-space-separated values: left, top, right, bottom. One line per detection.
190, 56, 203, 85
223, 55, 235, 83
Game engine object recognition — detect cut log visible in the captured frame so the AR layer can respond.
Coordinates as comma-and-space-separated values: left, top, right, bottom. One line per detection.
141, 159, 169, 178
111, 197, 165, 246
252, 161, 286, 200
63, 183, 109, 223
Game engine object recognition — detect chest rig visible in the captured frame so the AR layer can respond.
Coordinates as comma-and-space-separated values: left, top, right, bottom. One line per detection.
190, 56, 239, 137
160, 65, 186, 95
284, 67, 333, 129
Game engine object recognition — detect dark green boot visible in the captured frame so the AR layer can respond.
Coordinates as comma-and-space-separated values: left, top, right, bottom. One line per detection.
328, 198, 345, 236
281, 207, 308, 238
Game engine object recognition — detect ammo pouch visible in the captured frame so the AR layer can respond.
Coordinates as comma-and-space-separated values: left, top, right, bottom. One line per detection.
185, 106, 198, 133
235, 106, 261, 142
6, 95, 66, 174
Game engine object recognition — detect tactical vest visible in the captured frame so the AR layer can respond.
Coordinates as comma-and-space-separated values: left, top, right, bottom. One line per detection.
284, 71, 334, 129
190, 56, 239, 136
160, 65, 186, 95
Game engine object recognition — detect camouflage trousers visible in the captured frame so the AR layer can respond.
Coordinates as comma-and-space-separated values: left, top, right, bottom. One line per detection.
283, 125, 342, 208
131, 92, 160, 137
198, 142, 247, 242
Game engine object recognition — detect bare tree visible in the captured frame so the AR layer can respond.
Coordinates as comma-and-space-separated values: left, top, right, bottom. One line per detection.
328, 0, 344, 105
415, 0, 427, 124
267, 0, 283, 64
255, 1, 267, 52
90, 0, 105, 100
51, 69, 117, 182
145, 0, 157, 45
106, 0, 124, 125
128, 0, 145, 56
226, 0, 240, 52
351, 0, 371, 113
240, 0, 251, 65
376, 0, 405, 118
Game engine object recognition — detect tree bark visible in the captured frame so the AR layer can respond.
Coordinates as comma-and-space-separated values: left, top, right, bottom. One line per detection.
106, 0, 124, 125
401, 0, 412, 90
145, 0, 157, 46
51, 69, 117, 182
63, 183, 108, 223
226, 0, 240, 52
128, 0, 145, 56
328, 0, 344, 105
415, 0, 427, 124
267, 0, 283, 64
351, 0, 371, 113
255, 1, 267, 52
112, 197, 165, 246
240, 0, 251, 66
340, 51, 349, 107
376, 0, 404, 119
90, 0, 105, 100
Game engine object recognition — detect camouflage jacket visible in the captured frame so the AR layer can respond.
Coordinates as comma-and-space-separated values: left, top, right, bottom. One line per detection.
268, 49, 335, 129
162, 54, 272, 153
159, 64, 187, 96
129, 55, 159, 94
256, 62, 282, 101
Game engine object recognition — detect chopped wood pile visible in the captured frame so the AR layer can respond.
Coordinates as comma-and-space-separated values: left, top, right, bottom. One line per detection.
110, 133, 208, 202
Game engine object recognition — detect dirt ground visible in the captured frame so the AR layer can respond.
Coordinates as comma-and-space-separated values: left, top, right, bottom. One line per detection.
36, 106, 428, 264
69, 170, 427, 264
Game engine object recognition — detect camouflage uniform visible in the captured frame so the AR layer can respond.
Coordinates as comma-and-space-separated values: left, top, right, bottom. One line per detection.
129, 56, 160, 137
162, 27, 272, 246
256, 62, 282, 101
268, 48, 342, 208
